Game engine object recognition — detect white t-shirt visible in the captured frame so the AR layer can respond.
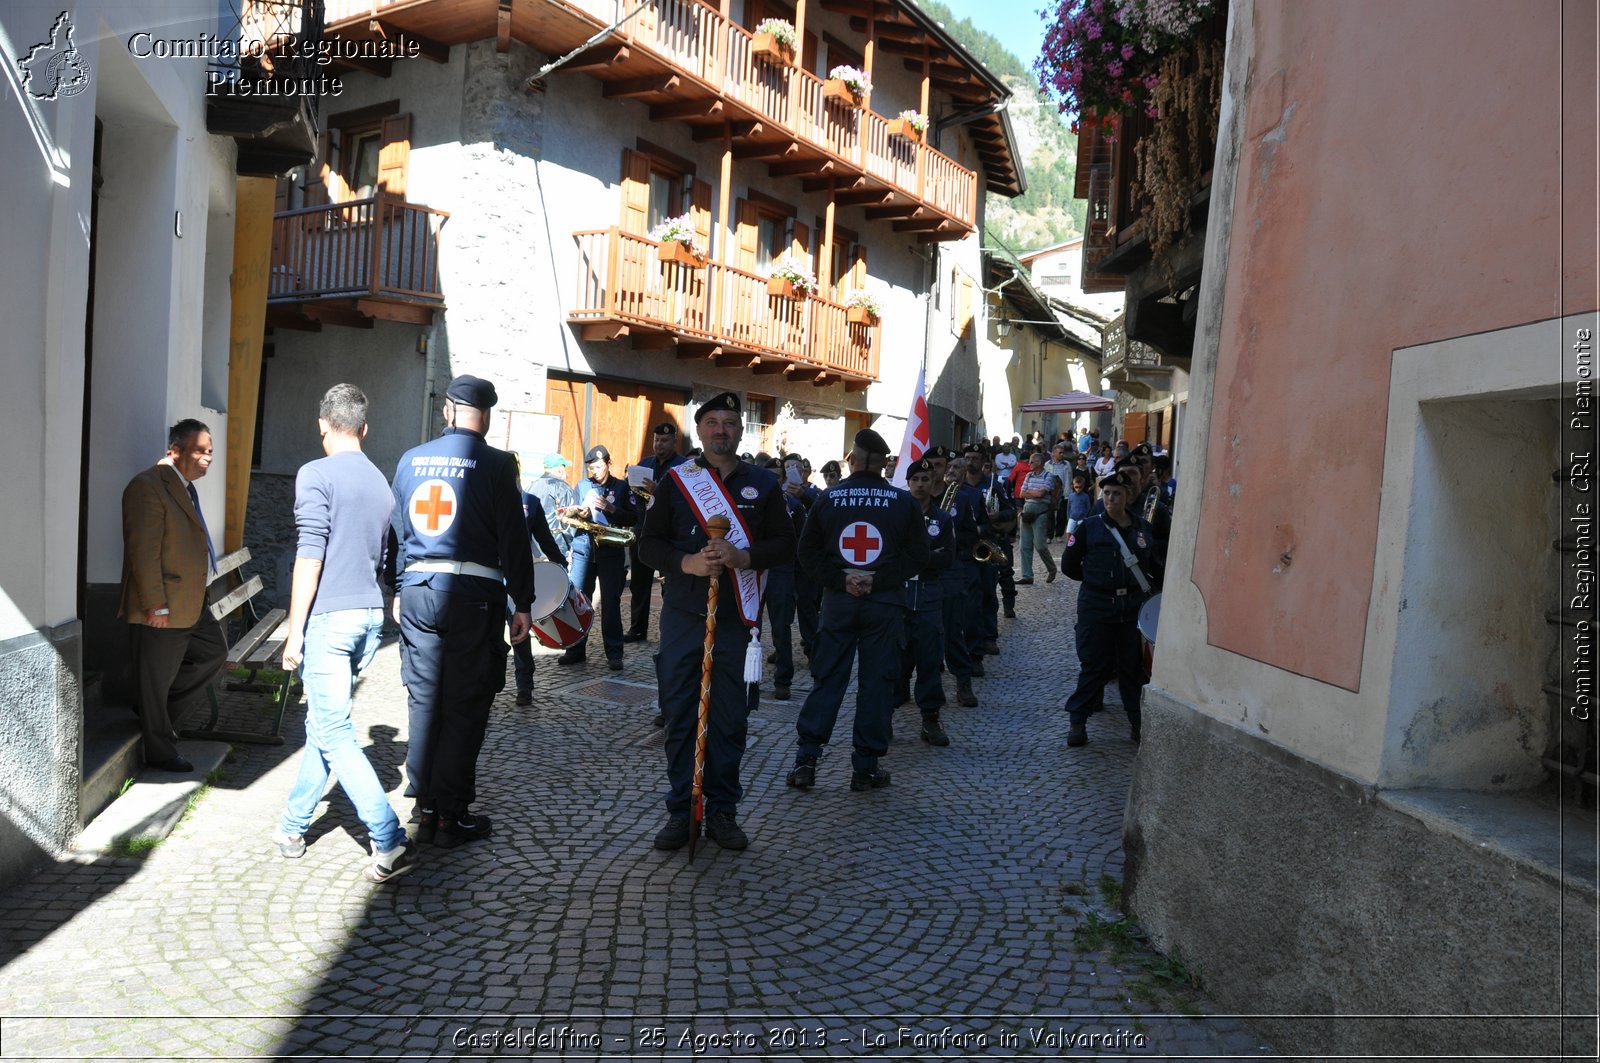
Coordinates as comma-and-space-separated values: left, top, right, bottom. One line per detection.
1094, 456, 1117, 478
994, 451, 1018, 476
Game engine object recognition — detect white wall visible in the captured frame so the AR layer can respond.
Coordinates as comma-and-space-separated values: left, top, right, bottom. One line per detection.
1, 1, 236, 618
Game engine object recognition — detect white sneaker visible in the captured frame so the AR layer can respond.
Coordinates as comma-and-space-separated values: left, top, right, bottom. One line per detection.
271, 828, 306, 859
366, 838, 414, 882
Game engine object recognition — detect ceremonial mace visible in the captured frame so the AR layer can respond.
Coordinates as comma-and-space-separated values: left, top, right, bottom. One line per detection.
689, 514, 730, 860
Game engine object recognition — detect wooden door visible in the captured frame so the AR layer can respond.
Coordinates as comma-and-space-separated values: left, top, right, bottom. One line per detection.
843, 410, 870, 458
545, 376, 589, 488
1122, 411, 1147, 445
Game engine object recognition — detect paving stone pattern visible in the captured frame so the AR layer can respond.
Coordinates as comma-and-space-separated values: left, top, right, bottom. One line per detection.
0, 572, 1273, 1060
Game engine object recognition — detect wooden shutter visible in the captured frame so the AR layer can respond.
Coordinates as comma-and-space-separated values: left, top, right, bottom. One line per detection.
306, 130, 333, 206
377, 112, 411, 196
790, 220, 810, 265
691, 178, 712, 253
851, 243, 867, 290
619, 149, 651, 235
322, 132, 349, 205
273, 175, 291, 212
956, 273, 975, 337
736, 199, 760, 271
1122, 412, 1147, 445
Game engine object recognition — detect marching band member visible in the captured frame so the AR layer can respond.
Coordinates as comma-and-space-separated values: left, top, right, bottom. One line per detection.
558, 445, 636, 670
638, 393, 794, 851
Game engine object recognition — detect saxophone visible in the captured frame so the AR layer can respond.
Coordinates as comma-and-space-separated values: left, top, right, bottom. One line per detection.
556, 508, 637, 546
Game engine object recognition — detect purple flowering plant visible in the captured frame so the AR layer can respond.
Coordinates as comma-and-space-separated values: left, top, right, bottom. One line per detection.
1035, 0, 1216, 130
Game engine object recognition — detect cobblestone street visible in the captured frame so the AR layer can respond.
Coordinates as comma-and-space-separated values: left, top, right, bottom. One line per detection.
0, 574, 1271, 1059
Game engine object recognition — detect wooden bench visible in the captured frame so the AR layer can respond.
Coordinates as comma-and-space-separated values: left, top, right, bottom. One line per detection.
181, 548, 294, 745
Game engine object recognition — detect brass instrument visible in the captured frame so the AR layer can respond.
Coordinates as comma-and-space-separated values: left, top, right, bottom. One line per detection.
973, 538, 1005, 563
939, 476, 960, 512
555, 508, 637, 546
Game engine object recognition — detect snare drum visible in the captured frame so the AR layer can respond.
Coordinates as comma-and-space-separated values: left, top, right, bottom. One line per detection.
1137, 592, 1162, 681
529, 560, 594, 649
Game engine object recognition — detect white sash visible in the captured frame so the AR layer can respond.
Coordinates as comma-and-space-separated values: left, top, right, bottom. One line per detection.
668, 462, 766, 629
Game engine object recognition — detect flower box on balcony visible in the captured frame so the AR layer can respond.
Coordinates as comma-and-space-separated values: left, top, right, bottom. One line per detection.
752, 34, 795, 67
847, 306, 880, 325
768, 277, 800, 298
886, 118, 923, 142
823, 79, 863, 107
658, 240, 707, 268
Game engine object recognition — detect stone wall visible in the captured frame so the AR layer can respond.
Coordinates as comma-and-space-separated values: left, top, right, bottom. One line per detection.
1125, 692, 1597, 1059
242, 473, 298, 611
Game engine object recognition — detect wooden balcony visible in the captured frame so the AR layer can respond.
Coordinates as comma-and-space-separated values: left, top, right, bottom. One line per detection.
323, 0, 979, 236
266, 195, 449, 330
570, 228, 877, 388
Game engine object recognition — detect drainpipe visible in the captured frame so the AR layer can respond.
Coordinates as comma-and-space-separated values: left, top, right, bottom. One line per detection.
419, 331, 437, 444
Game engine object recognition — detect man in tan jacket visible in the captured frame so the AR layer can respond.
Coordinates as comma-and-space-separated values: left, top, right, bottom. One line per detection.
118, 419, 226, 772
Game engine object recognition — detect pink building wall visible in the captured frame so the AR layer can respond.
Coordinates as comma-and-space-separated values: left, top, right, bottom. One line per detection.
1192, 0, 1597, 691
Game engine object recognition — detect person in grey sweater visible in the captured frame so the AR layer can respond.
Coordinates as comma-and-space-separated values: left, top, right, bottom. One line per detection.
271, 383, 412, 882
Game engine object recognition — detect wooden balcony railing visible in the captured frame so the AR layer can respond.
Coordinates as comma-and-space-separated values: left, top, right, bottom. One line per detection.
571, 228, 877, 383
325, 0, 979, 231
268, 195, 448, 303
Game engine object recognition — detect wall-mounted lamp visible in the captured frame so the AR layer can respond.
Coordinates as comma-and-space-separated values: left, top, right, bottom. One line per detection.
996, 312, 1011, 338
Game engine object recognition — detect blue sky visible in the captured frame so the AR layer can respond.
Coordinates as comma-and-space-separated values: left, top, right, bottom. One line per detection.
928, 0, 1050, 73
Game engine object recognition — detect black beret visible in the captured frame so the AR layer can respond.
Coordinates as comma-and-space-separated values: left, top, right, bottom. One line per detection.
445, 374, 497, 408
905, 457, 937, 477
820, 460, 841, 475
1132, 442, 1154, 457
652, 422, 677, 436
925, 444, 951, 461
853, 428, 891, 457
782, 452, 803, 465
695, 392, 742, 422
1100, 470, 1136, 492
584, 445, 610, 463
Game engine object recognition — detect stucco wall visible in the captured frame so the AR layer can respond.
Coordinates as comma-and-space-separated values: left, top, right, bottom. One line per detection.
1153, 0, 1596, 782
261, 323, 431, 477
1190, 0, 1595, 694
0, 1, 238, 872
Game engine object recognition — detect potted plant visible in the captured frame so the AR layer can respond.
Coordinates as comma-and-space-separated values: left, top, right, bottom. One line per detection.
649, 214, 706, 267
751, 18, 797, 66
767, 254, 817, 299
824, 65, 872, 105
887, 109, 927, 142
844, 288, 882, 325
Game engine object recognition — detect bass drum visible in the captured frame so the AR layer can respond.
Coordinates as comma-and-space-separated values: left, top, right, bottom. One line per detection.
529, 560, 594, 649
1137, 592, 1161, 682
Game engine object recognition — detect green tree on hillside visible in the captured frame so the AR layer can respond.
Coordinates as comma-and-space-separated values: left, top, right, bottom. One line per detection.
918, 1, 1087, 249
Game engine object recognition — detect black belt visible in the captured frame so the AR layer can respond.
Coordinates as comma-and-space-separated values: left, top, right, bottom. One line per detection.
1084, 584, 1132, 597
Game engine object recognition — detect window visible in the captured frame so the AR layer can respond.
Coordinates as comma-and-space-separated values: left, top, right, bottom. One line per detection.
343, 127, 382, 198
952, 268, 975, 337
815, 221, 866, 300
312, 101, 410, 204
822, 34, 863, 78
737, 193, 803, 276
745, 394, 775, 452
620, 145, 706, 243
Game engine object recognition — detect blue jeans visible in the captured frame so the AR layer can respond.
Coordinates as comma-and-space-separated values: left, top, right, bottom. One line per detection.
279, 608, 405, 851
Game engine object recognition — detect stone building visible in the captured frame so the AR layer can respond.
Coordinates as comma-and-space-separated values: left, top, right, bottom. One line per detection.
247, 0, 1025, 596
